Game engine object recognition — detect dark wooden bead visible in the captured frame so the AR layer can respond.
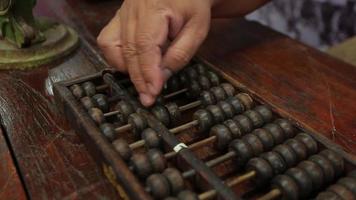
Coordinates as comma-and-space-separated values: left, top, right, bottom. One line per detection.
198, 76, 211, 90
127, 86, 138, 96
193, 109, 214, 133
263, 123, 285, 145
338, 177, 356, 197
223, 119, 243, 139
244, 110, 264, 128
206, 105, 226, 124
165, 103, 181, 126
146, 174, 171, 199
273, 144, 297, 168
155, 95, 166, 105
254, 105, 273, 123
142, 128, 162, 149
210, 124, 232, 151
227, 96, 244, 114
309, 154, 335, 185
82, 81, 96, 97
148, 149, 166, 173
246, 157, 273, 187
210, 86, 227, 102
200, 91, 216, 106
128, 113, 147, 137
236, 93, 254, 110
185, 67, 199, 80
80, 96, 96, 110
163, 168, 185, 195
186, 80, 201, 98
298, 160, 324, 191
151, 105, 171, 127
194, 63, 207, 75
206, 71, 220, 86
130, 153, 152, 178
295, 133, 318, 155
233, 115, 253, 134
316, 191, 342, 200
285, 139, 308, 161
261, 151, 287, 176
70, 84, 84, 99
242, 134, 264, 156
274, 119, 296, 138
164, 197, 178, 200
348, 170, 356, 180
254, 129, 275, 151
113, 139, 132, 161
178, 72, 188, 86
217, 101, 235, 119
320, 150, 345, 178
89, 107, 105, 124
115, 101, 135, 123
177, 190, 198, 200
229, 139, 254, 167
92, 94, 109, 113
285, 167, 313, 199
166, 76, 181, 93
100, 123, 116, 141
221, 83, 235, 97
327, 184, 355, 200
272, 175, 299, 200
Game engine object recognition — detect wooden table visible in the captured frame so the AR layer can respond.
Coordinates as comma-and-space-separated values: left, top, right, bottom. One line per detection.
0, 0, 355, 199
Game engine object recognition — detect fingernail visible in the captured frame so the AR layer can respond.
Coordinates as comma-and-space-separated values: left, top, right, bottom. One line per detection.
148, 83, 160, 96
162, 68, 173, 82
140, 93, 154, 107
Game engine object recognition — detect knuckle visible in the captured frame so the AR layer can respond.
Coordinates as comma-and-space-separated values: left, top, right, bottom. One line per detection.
122, 42, 138, 58
136, 33, 154, 52
169, 48, 191, 66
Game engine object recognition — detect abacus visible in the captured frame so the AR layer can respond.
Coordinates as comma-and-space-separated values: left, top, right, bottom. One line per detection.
54, 61, 356, 200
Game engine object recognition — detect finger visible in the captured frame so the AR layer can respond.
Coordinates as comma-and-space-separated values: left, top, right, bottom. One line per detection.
97, 12, 126, 72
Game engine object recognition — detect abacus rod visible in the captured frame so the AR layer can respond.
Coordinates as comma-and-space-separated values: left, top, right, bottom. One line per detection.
256, 188, 281, 200
129, 139, 145, 150
170, 120, 199, 134
163, 88, 188, 99
103, 110, 121, 117
96, 84, 109, 91
115, 124, 132, 133
179, 100, 201, 112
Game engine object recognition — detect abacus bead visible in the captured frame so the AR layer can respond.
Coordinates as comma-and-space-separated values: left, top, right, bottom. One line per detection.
229, 139, 254, 167
151, 105, 171, 127
328, 184, 355, 200
177, 190, 198, 200
298, 160, 324, 191
348, 170, 356, 180
254, 129, 275, 151
236, 93, 254, 110
221, 83, 235, 97
320, 150, 345, 178
274, 119, 295, 138
82, 81, 96, 96
217, 101, 235, 119
128, 113, 147, 137
165, 103, 181, 126
200, 91, 216, 106
146, 174, 171, 199
338, 177, 356, 196
309, 154, 335, 184
233, 115, 253, 134
115, 101, 135, 123
210, 86, 227, 102
295, 133, 318, 155
206, 71, 220, 86
272, 175, 299, 200
100, 123, 116, 141
223, 119, 243, 139
89, 108, 105, 124
243, 134, 264, 156
316, 191, 342, 200
178, 72, 188, 85
210, 124, 232, 151
92, 94, 109, 112
148, 149, 166, 173
227, 96, 244, 114
194, 64, 207, 75
285, 139, 307, 161
193, 109, 214, 133
273, 144, 297, 168
167, 76, 180, 93
206, 105, 225, 123
185, 67, 199, 80
130, 153, 152, 178
244, 110, 264, 128
186, 80, 201, 98
113, 139, 132, 161
254, 105, 273, 123
198, 76, 211, 90
80, 96, 96, 110
70, 84, 84, 98
164, 197, 178, 200
261, 151, 287, 175
142, 128, 161, 149
163, 168, 185, 195
127, 86, 138, 96
155, 95, 165, 105
285, 167, 313, 199
264, 123, 285, 145
246, 157, 274, 187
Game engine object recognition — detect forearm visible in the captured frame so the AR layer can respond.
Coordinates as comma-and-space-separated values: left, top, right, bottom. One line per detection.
211, 0, 271, 18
